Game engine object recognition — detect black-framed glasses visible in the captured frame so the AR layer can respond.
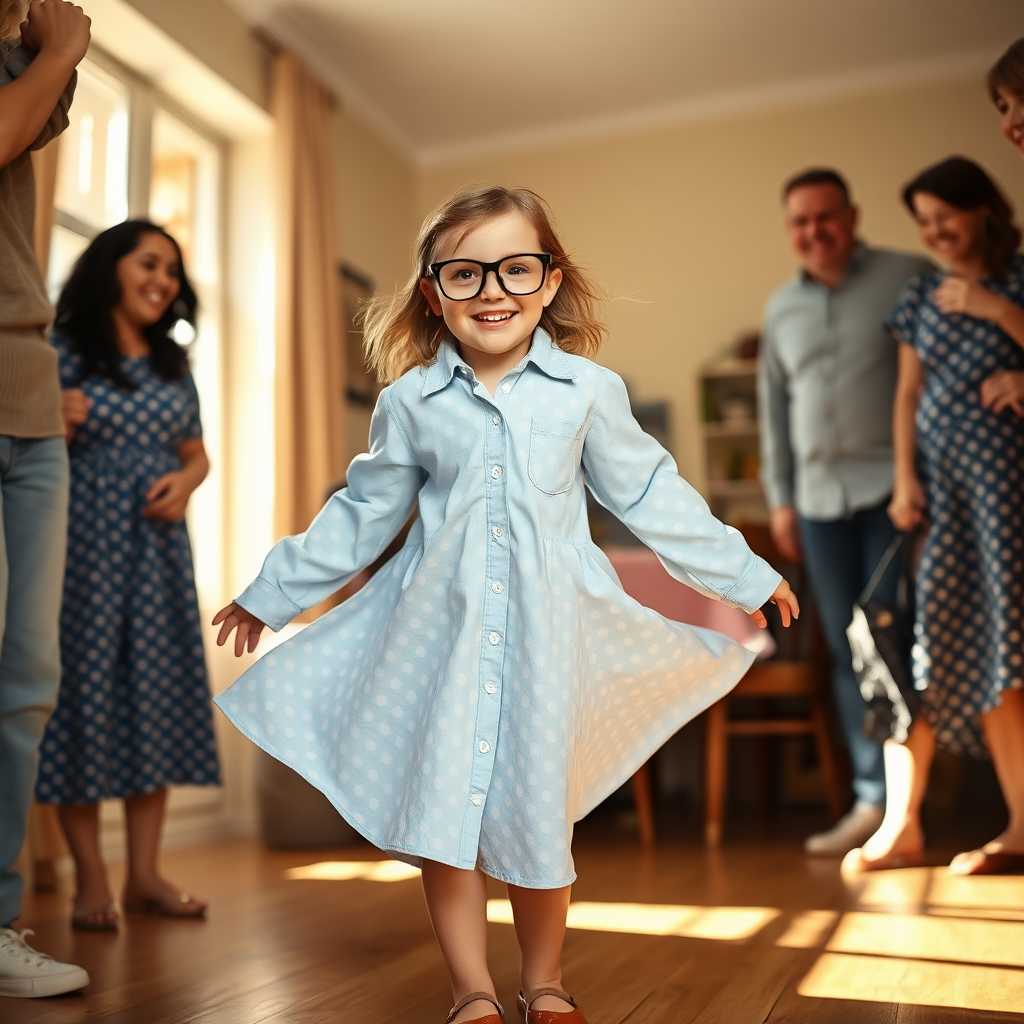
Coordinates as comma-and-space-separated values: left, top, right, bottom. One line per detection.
427, 253, 553, 301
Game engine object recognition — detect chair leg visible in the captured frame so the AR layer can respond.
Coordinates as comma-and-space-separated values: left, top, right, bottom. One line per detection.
630, 762, 656, 846
810, 701, 845, 823
704, 699, 729, 847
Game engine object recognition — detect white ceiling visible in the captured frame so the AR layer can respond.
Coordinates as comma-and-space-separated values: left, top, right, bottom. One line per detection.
225, 0, 1024, 165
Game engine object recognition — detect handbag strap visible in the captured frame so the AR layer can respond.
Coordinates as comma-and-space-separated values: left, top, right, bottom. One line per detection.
857, 533, 905, 606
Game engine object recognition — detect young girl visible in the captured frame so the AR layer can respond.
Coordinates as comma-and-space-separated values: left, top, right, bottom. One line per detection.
214, 185, 797, 1024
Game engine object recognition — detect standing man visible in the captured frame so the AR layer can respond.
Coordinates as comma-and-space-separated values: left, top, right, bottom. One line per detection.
759, 168, 932, 856
0, 0, 91, 998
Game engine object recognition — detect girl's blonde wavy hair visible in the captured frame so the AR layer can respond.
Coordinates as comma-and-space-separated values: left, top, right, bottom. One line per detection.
362, 184, 605, 383
0, 0, 26, 39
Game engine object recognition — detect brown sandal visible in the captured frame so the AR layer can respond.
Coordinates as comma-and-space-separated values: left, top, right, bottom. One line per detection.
123, 892, 207, 918
518, 988, 588, 1024
949, 849, 1024, 876
446, 991, 504, 1023
71, 899, 119, 931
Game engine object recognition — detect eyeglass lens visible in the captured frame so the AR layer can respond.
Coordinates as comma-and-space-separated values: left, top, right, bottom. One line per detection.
435, 255, 546, 300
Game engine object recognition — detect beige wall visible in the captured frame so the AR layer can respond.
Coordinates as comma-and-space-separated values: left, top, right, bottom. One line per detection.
333, 109, 417, 459
416, 74, 1024, 483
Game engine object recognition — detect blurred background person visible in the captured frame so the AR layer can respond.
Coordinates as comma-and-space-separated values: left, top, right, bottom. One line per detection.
0, 0, 91, 999
852, 157, 1024, 874
33, 221, 217, 929
759, 168, 933, 856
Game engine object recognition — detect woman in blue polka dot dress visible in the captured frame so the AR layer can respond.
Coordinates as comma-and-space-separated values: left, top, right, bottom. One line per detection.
849, 158, 1024, 876
214, 185, 798, 1024
34, 222, 217, 928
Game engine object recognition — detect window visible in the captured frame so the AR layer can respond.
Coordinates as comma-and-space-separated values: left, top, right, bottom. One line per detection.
46, 58, 130, 301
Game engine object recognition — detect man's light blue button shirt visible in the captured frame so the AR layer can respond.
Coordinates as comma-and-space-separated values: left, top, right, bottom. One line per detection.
759, 245, 934, 520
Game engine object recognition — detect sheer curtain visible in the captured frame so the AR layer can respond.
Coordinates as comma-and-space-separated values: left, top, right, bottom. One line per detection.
271, 50, 346, 541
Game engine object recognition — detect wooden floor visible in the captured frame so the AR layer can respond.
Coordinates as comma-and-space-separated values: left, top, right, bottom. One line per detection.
7, 809, 1024, 1024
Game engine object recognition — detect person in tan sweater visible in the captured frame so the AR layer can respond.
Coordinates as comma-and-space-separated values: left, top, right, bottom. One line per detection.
0, 0, 92, 1001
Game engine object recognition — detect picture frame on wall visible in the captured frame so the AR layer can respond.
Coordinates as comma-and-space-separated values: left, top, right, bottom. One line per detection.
340, 261, 378, 407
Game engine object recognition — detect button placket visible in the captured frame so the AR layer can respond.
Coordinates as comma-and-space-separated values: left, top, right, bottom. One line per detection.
461, 396, 511, 862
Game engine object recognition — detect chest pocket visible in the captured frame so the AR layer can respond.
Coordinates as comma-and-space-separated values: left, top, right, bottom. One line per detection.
528, 415, 585, 495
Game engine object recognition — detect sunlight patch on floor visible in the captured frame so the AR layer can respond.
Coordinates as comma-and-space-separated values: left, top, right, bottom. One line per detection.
827, 911, 1024, 969
798, 952, 1024, 1012
487, 899, 779, 940
775, 909, 839, 948
284, 860, 421, 882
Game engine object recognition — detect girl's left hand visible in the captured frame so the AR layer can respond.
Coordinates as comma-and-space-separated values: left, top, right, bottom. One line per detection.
143, 471, 193, 521
751, 579, 799, 629
934, 276, 1007, 322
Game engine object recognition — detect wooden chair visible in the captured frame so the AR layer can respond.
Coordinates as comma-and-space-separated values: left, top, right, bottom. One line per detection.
703, 521, 846, 846
606, 546, 776, 847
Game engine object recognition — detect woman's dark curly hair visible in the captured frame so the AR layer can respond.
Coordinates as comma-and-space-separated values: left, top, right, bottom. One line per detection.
901, 157, 1021, 281
55, 220, 197, 390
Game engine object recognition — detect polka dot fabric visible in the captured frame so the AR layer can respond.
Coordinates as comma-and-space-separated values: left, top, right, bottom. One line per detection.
886, 257, 1024, 757
35, 336, 220, 804
216, 330, 779, 887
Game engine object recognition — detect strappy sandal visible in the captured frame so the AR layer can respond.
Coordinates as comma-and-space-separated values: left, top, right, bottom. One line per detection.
71, 899, 119, 931
123, 892, 207, 918
518, 987, 588, 1024
446, 991, 504, 1023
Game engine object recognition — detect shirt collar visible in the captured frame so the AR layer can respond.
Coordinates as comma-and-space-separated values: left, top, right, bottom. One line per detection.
798, 241, 869, 287
420, 327, 577, 398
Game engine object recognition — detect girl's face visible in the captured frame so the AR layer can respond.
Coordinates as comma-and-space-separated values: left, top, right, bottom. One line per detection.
911, 192, 986, 268
419, 212, 562, 367
115, 232, 182, 329
995, 85, 1024, 158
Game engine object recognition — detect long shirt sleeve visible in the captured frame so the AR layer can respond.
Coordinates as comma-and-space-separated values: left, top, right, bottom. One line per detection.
582, 369, 781, 613
236, 388, 425, 630
758, 313, 795, 510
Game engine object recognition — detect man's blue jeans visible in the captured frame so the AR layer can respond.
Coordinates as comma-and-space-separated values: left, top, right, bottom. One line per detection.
799, 500, 896, 808
0, 436, 68, 926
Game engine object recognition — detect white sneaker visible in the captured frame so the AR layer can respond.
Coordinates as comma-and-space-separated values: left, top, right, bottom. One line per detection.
804, 800, 885, 856
0, 928, 89, 998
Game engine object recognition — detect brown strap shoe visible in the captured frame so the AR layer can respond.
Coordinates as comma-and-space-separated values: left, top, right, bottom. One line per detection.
446, 990, 504, 1023
518, 988, 588, 1023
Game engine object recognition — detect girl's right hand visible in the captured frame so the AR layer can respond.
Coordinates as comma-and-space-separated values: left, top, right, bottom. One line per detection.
888, 478, 927, 532
213, 602, 267, 657
60, 387, 90, 443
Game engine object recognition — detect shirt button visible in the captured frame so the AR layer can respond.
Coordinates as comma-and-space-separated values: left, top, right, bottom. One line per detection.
492, 414, 501, 425
488, 631, 501, 645
501, 383, 511, 393
471, 793, 482, 806
491, 525, 503, 538
491, 466, 503, 479
478, 740, 491, 754
484, 681, 497, 694
491, 581, 504, 594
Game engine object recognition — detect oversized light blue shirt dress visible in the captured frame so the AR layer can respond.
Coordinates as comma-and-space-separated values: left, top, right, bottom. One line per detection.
216, 330, 781, 887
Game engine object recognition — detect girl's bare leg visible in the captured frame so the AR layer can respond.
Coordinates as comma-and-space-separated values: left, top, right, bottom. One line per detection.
123, 789, 205, 909
57, 803, 117, 925
975, 688, 1024, 853
421, 860, 497, 1023
507, 882, 573, 1012
857, 716, 935, 864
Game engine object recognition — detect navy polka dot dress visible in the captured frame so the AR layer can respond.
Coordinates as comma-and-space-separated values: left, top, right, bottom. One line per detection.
886, 256, 1024, 757
35, 335, 220, 804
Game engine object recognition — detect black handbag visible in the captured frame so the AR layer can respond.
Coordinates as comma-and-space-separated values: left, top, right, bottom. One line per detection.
846, 533, 920, 743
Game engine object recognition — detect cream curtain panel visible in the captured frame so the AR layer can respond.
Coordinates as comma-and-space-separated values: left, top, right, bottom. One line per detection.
272, 50, 347, 541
